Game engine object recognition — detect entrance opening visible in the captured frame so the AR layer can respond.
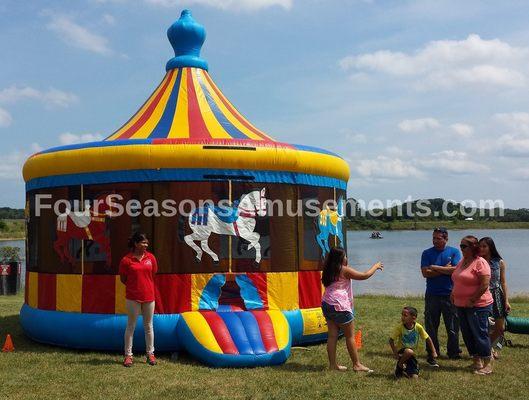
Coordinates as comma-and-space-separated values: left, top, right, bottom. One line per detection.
218, 279, 246, 311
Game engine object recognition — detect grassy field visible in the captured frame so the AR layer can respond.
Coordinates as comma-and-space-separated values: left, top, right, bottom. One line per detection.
1, 294, 529, 400
0, 219, 25, 240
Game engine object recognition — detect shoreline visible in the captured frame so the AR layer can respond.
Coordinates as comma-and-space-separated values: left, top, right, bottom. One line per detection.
0, 237, 25, 242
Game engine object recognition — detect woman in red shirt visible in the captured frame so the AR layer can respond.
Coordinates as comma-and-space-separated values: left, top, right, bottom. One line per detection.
451, 235, 493, 375
119, 232, 158, 367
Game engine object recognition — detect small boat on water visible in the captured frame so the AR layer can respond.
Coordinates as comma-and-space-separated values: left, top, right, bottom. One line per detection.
370, 231, 383, 239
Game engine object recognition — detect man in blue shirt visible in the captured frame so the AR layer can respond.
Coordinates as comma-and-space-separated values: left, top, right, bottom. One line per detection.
421, 227, 462, 366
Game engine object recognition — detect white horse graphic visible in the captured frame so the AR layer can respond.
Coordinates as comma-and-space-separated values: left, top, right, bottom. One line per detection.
184, 188, 267, 265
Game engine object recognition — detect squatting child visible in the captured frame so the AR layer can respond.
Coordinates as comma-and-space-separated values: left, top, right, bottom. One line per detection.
389, 306, 437, 379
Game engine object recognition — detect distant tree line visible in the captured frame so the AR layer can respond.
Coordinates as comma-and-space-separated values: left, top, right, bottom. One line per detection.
0, 207, 25, 219
345, 198, 529, 222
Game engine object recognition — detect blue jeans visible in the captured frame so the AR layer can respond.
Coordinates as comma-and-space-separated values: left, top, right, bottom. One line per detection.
424, 294, 461, 358
457, 305, 492, 358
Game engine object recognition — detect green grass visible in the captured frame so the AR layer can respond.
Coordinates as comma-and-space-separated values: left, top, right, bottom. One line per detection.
0, 219, 25, 240
1, 294, 529, 400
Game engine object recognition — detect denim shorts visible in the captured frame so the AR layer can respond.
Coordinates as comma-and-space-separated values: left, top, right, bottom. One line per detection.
321, 301, 354, 325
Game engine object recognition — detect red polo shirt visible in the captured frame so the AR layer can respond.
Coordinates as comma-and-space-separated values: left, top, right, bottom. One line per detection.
119, 251, 158, 302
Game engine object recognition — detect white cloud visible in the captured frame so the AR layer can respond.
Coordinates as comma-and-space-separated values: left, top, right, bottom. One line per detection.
145, 0, 292, 11
0, 143, 42, 179
385, 146, 413, 158
493, 112, 529, 134
340, 129, 367, 144
0, 107, 12, 128
0, 86, 78, 108
352, 155, 425, 180
490, 112, 529, 157
47, 14, 113, 55
340, 34, 529, 90
59, 132, 104, 145
398, 118, 440, 133
450, 123, 474, 138
418, 150, 490, 174
513, 168, 529, 180
497, 134, 529, 157
350, 150, 490, 182
102, 14, 116, 25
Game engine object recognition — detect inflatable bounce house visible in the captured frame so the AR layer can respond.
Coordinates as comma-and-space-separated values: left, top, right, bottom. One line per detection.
21, 10, 349, 367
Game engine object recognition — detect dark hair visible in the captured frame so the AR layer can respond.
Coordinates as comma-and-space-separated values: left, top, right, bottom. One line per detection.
403, 306, 418, 318
433, 227, 448, 239
479, 237, 502, 260
322, 247, 346, 287
128, 232, 148, 249
461, 235, 479, 257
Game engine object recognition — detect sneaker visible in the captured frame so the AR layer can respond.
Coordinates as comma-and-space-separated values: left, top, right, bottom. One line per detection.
147, 353, 157, 366
123, 355, 133, 367
448, 354, 462, 360
426, 358, 439, 368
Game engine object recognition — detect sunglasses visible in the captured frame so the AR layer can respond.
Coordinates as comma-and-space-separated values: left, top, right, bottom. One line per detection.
460, 243, 469, 250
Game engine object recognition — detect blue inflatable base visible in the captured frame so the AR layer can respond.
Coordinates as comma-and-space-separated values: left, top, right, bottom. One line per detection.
20, 304, 325, 367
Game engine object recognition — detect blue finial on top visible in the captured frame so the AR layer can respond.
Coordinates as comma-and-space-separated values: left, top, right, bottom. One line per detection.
166, 10, 208, 71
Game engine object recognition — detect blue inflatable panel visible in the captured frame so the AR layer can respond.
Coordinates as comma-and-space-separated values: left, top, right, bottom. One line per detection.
20, 304, 181, 352
217, 312, 253, 355
235, 312, 267, 355
176, 310, 291, 368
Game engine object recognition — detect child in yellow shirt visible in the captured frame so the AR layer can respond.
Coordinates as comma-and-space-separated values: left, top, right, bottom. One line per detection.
389, 306, 437, 379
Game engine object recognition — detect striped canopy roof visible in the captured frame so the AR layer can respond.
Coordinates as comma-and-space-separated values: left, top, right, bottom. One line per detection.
105, 67, 274, 142
23, 9, 350, 187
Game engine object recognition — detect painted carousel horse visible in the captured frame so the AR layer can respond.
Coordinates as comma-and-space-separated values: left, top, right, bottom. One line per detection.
53, 194, 114, 266
315, 197, 345, 258
184, 188, 267, 265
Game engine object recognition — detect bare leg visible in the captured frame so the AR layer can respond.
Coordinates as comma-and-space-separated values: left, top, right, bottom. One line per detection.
490, 318, 505, 358
397, 348, 415, 368
472, 355, 483, 370
341, 321, 372, 372
326, 320, 347, 371
477, 357, 493, 374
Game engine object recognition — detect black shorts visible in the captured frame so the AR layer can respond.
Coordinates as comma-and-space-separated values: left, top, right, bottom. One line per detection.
397, 348, 419, 376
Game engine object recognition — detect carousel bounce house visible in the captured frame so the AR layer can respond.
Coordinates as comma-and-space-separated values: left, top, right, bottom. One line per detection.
21, 10, 350, 367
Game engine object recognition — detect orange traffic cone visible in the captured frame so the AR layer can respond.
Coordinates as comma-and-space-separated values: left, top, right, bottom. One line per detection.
354, 329, 362, 350
2, 334, 14, 352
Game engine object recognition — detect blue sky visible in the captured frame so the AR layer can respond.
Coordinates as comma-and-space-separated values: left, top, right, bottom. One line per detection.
2, 0, 529, 208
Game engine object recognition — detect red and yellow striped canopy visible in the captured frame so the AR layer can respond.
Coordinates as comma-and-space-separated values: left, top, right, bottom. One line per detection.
106, 67, 274, 142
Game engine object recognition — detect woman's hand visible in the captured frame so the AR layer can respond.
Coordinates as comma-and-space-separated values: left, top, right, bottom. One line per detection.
505, 301, 512, 314
465, 298, 476, 308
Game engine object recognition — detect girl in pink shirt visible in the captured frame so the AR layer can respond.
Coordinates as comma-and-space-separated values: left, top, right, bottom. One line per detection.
321, 247, 383, 372
451, 235, 493, 375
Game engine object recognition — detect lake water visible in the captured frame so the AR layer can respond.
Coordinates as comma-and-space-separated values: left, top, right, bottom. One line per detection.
347, 229, 529, 296
1, 229, 528, 296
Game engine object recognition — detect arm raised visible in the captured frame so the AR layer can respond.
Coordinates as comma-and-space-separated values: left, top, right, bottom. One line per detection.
342, 262, 383, 281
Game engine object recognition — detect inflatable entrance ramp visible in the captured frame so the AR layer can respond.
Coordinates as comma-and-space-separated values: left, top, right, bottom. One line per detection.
178, 309, 291, 367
